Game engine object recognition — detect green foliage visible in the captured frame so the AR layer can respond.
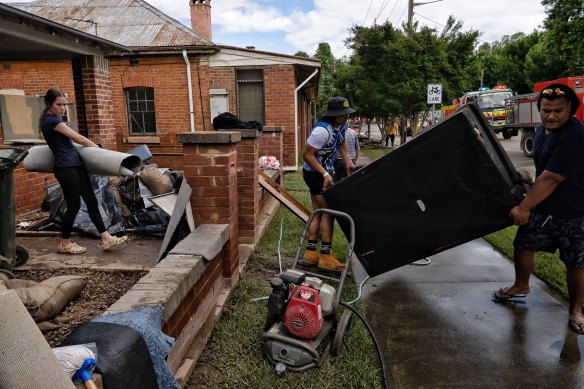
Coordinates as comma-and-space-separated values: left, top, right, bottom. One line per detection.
314, 43, 338, 117
294, 50, 310, 58
542, 0, 584, 75
476, 31, 566, 93
337, 18, 480, 128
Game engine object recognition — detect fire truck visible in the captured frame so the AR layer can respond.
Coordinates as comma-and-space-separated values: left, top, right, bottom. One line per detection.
458, 86, 515, 138
500, 76, 584, 157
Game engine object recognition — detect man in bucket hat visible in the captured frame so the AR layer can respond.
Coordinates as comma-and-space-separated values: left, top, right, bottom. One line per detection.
301, 96, 356, 271
492, 83, 584, 334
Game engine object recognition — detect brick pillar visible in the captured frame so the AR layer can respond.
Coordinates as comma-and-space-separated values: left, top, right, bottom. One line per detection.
217, 128, 260, 245
79, 55, 116, 150
259, 126, 283, 167
177, 131, 241, 283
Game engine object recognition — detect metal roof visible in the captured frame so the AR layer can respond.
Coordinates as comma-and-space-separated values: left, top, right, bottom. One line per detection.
12, 0, 215, 49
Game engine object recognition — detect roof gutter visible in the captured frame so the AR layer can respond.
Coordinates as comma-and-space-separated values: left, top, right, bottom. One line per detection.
284, 68, 319, 171
182, 50, 195, 133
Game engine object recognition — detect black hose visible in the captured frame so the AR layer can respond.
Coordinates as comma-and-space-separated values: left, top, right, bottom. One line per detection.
339, 301, 389, 389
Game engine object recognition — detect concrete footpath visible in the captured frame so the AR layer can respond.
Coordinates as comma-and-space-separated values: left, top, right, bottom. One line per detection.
353, 152, 584, 388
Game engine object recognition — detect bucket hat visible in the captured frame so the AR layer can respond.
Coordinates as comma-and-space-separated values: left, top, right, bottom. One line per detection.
324, 96, 356, 117
537, 83, 581, 116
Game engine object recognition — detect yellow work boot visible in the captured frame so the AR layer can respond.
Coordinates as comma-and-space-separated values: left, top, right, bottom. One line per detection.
318, 252, 346, 271
302, 249, 319, 265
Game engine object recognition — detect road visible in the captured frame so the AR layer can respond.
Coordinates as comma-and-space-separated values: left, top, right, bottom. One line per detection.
497, 134, 536, 179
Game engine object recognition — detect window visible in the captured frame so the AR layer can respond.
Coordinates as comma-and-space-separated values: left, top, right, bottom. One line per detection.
236, 69, 264, 123
125, 87, 156, 135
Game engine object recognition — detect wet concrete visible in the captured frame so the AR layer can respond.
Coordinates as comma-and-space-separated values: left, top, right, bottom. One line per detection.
354, 239, 584, 388
14, 234, 161, 272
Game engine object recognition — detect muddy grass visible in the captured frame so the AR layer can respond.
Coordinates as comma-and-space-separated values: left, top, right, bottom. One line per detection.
13, 267, 146, 347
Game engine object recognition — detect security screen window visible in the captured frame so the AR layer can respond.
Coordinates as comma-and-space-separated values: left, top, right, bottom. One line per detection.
125, 87, 156, 136
236, 69, 264, 123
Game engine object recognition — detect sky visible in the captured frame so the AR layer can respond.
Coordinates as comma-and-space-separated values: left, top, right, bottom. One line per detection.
2, 0, 547, 58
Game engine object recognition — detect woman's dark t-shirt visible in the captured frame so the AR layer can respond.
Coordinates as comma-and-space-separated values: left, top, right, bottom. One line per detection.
41, 114, 83, 167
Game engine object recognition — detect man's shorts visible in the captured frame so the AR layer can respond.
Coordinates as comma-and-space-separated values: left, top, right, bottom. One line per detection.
514, 211, 584, 268
303, 168, 325, 195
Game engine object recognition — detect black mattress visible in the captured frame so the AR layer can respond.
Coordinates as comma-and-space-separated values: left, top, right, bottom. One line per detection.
324, 103, 526, 277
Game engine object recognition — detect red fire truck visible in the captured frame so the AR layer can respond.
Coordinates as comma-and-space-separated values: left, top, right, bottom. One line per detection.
501, 76, 584, 157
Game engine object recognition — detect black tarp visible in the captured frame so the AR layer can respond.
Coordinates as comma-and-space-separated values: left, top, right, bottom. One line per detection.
324, 104, 527, 277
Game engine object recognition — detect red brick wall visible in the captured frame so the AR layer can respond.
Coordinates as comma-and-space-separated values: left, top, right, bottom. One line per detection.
79, 56, 116, 150
234, 136, 259, 244
0, 61, 74, 214
263, 66, 296, 167
189, 0, 212, 41
180, 136, 239, 282
109, 55, 211, 171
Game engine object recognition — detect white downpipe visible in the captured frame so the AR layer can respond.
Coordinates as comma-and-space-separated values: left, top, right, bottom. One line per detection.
182, 50, 195, 132
284, 68, 319, 171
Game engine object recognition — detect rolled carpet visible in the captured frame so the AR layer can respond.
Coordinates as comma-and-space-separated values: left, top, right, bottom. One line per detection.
0, 289, 76, 389
24, 144, 141, 177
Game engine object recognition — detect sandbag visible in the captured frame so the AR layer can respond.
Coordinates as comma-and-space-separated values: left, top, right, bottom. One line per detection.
139, 166, 173, 195
24, 144, 141, 177
7, 275, 86, 322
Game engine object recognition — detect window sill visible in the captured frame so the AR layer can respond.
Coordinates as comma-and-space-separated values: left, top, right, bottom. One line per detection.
124, 136, 160, 144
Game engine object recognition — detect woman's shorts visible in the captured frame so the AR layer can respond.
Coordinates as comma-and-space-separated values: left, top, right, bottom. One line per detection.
514, 211, 584, 268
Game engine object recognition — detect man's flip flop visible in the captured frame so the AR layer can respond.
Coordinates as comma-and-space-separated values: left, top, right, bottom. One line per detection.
492, 288, 528, 301
569, 319, 584, 335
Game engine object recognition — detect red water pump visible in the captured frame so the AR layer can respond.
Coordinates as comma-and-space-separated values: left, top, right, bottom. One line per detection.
284, 285, 322, 339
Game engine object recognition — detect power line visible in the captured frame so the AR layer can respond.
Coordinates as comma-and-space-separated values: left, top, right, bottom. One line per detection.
362, 0, 374, 26
375, 0, 393, 20
414, 12, 446, 28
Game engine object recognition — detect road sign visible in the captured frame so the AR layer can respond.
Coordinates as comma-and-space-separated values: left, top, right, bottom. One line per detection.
427, 84, 442, 104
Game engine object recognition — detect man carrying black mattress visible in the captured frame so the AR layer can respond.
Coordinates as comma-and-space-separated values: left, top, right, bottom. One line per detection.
492, 83, 584, 335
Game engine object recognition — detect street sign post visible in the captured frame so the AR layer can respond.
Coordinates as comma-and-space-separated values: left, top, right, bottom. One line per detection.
427, 84, 442, 126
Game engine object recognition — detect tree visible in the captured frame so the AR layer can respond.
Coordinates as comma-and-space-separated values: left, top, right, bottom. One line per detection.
542, 0, 584, 75
313, 43, 337, 117
339, 18, 479, 143
294, 51, 309, 58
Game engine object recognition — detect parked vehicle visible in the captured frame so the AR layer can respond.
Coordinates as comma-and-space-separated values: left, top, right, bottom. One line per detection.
459, 86, 514, 138
500, 76, 584, 157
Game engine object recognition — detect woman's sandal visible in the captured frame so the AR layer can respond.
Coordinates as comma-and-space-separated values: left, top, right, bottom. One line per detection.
58, 243, 87, 254
98, 235, 128, 250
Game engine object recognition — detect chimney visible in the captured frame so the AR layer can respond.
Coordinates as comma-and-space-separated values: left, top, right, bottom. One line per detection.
190, 0, 212, 41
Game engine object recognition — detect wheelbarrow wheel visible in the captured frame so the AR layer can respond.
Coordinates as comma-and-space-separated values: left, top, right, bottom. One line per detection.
15, 245, 29, 267
331, 309, 353, 357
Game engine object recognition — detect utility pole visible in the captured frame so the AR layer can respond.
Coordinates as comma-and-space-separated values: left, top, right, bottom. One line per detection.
408, 0, 445, 29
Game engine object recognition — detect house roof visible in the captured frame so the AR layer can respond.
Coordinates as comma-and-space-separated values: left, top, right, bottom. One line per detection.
11, 0, 215, 50
0, 2, 130, 60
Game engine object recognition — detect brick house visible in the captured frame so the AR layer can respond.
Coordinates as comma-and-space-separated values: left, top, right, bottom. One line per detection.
1, 0, 320, 217
1, 1, 320, 381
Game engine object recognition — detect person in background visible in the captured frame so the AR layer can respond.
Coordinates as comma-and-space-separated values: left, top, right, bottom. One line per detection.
491, 83, 584, 334
387, 119, 398, 148
302, 96, 356, 271
40, 88, 128, 254
333, 122, 359, 183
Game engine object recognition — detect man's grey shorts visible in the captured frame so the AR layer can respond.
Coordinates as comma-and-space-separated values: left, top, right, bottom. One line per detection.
514, 211, 584, 268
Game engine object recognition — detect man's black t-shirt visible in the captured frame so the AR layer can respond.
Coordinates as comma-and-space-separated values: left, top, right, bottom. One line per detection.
534, 117, 584, 217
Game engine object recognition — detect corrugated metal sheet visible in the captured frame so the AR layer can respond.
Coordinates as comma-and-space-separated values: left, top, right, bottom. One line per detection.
13, 0, 213, 48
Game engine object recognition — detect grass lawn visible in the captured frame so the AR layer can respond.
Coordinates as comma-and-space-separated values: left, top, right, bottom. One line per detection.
187, 170, 383, 388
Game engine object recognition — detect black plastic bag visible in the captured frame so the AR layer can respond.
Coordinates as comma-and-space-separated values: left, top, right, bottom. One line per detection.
41, 176, 124, 237
212, 112, 262, 130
